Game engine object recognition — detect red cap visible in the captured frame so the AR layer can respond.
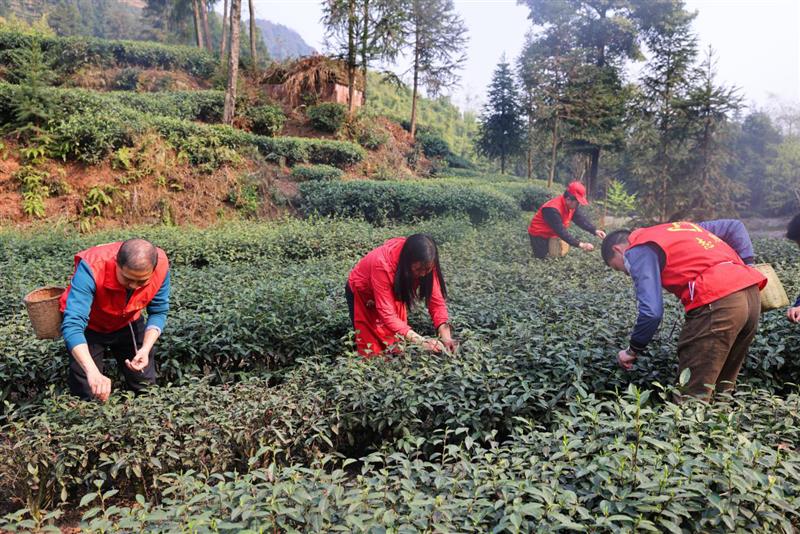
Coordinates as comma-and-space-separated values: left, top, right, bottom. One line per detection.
566, 181, 589, 205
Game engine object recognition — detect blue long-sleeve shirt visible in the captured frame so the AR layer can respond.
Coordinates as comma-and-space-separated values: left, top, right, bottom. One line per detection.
61, 260, 171, 352
625, 219, 755, 352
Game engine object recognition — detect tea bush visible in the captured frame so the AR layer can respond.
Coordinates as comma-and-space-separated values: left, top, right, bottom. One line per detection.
105, 90, 225, 123
298, 180, 519, 224
245, 104, 285, 136
0, 83, 365, 167
2, 194, 800, 531
290, 164, 343, 181
0, 217, 476, 403
75, 388, 800, 533
0, 31, 217, 79
5, 384, 800, 532
307, 102, 347, 133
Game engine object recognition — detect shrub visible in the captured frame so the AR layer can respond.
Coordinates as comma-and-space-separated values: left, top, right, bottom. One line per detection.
0, 83, 364, 167
416, 128, 451, 159
2, 212, 800, 531
66, 387, 800, 533
298, 180, 519, 224
290, 164, 343, 182
345, 114, 390, 150
307, 102, 347, 133
0, 30, 217, 79
246, 104, 285, 136
445, 152, 474, 169
105, 90, 225, 122
49, 110, 140, 164
111, 67, 139, 91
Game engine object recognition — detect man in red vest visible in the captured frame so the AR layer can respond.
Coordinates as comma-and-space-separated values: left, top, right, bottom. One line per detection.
59, 239, 171, 402
528, 181, 606, 258
601, 220, 766, 400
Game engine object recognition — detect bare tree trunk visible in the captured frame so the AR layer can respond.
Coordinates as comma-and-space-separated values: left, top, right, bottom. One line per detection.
501, 153, 506, 174
360, 0, 369, 106
192, 0, 204, 49
410, 34, 420, 138
248, 0, 257, 72
588, 147, 599, 197
526, 93, 533, 180
548, 116, 559, 188
346, 0, 356, 112
220, 0, 229, 59
201, 1, 213, 51
223, 0, 242, 125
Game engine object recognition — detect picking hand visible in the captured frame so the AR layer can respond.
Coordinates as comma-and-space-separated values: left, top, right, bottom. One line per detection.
617, 348, 637, 371
125, 348, 149, 373
88, 370, 111, 402
579, 242, 595, 252
596, 229, 607, 239
421, 338, 446, 353
440, 336, 457, 353
788, 306, 800, 323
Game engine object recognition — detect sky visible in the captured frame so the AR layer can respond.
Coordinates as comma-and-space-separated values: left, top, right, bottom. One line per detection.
242, 0, 800, 114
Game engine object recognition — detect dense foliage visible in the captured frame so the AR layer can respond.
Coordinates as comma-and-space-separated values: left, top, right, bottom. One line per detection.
245, 104, 286, 136
365, 72, 478, 161
0, 82, 365, 168
290, 164, 343, 181
307, 102, 348, 133
298, 179, 522, 224
0, 30, 217, 79
1, 203, 799, 531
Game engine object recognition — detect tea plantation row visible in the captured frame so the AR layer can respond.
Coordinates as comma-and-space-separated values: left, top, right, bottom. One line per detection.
0, 30, 217, 79
2, 214, 800, 532
0, 82, 365, 167
58, 387, 800, 532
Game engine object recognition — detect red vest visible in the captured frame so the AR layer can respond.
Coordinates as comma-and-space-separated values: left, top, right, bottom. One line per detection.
59, 242, 170, 333
528, 195, 574, 238
628, 222, 766, 311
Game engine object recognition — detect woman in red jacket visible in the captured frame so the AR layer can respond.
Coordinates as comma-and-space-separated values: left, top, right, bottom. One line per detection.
346, 234, 455, 357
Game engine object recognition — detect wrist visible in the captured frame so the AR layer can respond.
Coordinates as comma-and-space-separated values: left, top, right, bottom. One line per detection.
405, 330, 424, 343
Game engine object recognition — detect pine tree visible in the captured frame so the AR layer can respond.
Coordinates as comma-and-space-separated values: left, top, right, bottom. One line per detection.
322, 0, 404, 112
681, 46, 743, 218
400, 0, 467, 138
729, 111, 782, 214
475, 56, 525, 174
627, 5, 697, 221
518, 0, 682, 196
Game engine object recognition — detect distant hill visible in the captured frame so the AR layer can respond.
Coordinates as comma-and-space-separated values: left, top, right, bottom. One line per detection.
253, 19, 315, 61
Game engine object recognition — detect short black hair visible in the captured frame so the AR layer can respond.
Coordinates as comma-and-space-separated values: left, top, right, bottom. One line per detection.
601, 229, 631, 265
117, 238, 158, 271
787, 214, 800, 242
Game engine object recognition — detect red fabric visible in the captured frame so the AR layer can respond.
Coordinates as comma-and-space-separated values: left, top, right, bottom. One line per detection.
628, 222, 767, 311
59, 242, 170, 333
566, 181, 588, 205
348, 237, 449, 357
528, 195, 574, 238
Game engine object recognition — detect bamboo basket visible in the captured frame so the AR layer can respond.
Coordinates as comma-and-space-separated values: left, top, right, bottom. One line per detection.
23, 286, 65, 339
547, 238, 570, 258
754, 263, 789, 312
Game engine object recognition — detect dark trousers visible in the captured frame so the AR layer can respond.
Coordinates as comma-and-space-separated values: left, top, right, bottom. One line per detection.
676, 285, 761, 401
529, 235, 549, 259
345, 282, 355, 328
67, 317, 157, 400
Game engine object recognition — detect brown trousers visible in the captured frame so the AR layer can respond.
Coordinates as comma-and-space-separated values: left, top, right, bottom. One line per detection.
676, 285, 761, 401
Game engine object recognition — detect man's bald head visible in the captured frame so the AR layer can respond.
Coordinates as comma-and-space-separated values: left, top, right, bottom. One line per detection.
117, 239, 158, 272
